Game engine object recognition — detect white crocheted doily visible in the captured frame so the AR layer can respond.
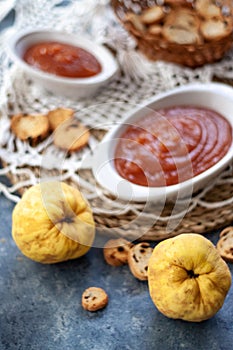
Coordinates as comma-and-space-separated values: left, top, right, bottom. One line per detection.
0, 0, 233, 236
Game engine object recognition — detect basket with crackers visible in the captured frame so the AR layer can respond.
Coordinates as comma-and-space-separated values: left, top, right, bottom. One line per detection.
111, 0, 233, 67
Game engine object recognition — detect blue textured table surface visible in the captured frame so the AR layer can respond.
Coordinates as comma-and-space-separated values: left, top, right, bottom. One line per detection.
1, 10, 233, 350
0, 180, 233, 350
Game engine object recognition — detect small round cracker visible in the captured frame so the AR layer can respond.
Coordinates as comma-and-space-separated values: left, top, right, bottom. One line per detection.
140, 6, 164, 24
200, 18, 232, 40
103, 238, 133, 266
196, 0, 222, 19
53, 118, 90, 152
82, 287, 108, 312
128, 242, 153, 281
163, 9, 201, 44
47, 107, 74, 131
216, 226, 233, 263
10, 113, 49, 145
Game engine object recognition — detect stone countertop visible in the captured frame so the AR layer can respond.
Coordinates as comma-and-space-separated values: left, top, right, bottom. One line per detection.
0, 172, 233, 350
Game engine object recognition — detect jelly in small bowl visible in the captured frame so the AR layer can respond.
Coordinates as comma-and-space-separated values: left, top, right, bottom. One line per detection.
8, 29, 119, 99
92, 83, 233, 202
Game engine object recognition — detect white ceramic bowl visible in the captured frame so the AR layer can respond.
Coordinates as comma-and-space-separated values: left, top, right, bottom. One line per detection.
7, 29, 119, 99
92, 83, 233, 202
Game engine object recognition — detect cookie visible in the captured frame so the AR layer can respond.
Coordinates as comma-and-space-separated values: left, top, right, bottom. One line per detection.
216, 227, 233, 262
196, 0, 222, 19
82, 287, 108, 312
148, 24, 162, 36
53, 118, 90, 152
10, 113, 49, 145
164, 27, 201, 44
128, 242, 153, 281
200, 18, 232, 40
140, 6, 164, 25
103, 238, 133, 267
163, 9, 201, 44
164, 9, 200, 30
47, 107, 74, 131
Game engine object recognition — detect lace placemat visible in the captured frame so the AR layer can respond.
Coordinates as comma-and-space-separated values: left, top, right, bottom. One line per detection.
1, 0, 233, 241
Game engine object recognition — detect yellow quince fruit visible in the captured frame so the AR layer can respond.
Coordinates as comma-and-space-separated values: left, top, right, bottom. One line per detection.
12, 181, 95, 263
148, 233, 231, 322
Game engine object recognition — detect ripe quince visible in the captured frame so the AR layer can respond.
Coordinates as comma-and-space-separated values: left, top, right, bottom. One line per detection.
148, 233, 231, 322
12, 181, 95, 263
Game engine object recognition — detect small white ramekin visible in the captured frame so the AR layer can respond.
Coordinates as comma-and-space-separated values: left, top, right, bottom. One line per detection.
92, 83, 233, 202
7, 29, 119, 99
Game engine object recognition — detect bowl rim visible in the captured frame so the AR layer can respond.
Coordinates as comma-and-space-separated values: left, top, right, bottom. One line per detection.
92, 82, 233, 202
7, 28, 119, 86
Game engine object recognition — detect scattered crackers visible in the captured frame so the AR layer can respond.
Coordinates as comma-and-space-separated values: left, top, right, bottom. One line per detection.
103, 238, 153, 281
82, 287, 108, 312
47, 107, 74, 131
217, 227, 233, 263
10, 113, 49, 146
10, 107, 90, 153
53, 118, 90, 152
49, 107, 90, 153
128, 242, 153, 281
103, 238, 133, 267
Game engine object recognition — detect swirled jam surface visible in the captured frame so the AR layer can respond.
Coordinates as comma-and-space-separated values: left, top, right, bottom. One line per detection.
23, 41, 102, 78
114, 106, 232, 187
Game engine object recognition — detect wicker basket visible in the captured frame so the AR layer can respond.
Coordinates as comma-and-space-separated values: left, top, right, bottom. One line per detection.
4, 155, 233, 242
111, 0, 233, 68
